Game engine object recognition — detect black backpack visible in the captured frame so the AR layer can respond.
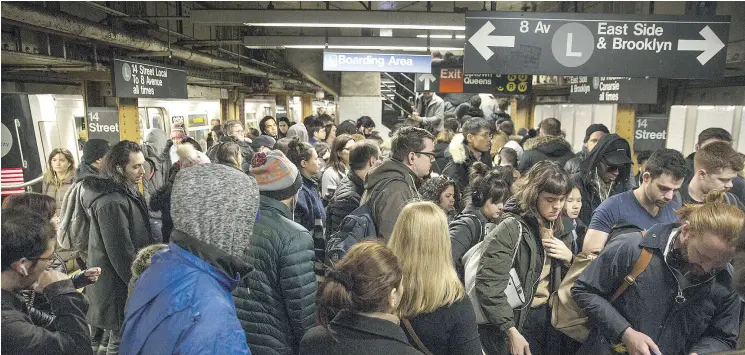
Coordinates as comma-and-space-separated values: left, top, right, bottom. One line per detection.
326, 202, 379, 264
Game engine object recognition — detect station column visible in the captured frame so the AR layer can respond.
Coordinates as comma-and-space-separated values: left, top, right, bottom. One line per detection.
337, 72, 383, 135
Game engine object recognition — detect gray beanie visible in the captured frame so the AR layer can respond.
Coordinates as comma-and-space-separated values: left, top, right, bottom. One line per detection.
171, 163, 259, 258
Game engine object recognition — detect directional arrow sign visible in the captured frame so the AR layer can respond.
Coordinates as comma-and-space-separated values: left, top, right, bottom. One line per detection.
464, 12, 730, 79
677, 25, 725, 65
418, 73, 437, 91
469, 22, 516, 60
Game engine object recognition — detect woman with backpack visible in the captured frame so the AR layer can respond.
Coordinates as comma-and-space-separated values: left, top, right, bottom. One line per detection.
450, 162, 512, 281
475, 161, 574, 355
388, 201, 482, 355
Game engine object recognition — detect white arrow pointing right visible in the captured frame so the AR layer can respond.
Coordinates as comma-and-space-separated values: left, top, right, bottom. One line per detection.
677, 25, 725, 65
418, 73, 437, 91
468, 21, 516, 60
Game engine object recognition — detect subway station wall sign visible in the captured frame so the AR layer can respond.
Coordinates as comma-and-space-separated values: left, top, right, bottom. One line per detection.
570, 76, 658, 104
415, 64, 532, 94
87, 107, 120, 144
634, 114, 669, 152
464, 12, 730, 79
112, 56, 188, 99
323, 51, 431, 73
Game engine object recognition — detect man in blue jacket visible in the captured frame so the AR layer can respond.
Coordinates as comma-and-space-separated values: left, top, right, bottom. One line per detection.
120, 163, 260, 355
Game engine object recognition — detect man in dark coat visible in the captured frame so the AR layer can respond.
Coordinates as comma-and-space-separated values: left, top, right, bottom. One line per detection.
572, 222, 742, 355
564, 123, 609, 175
82, 141, 155, 355
518, 117, 575, 174
442, 117, 493, 192
236, 151, 317, 355
362, 126, 434, 240
1, 208, 94, 355
571, 134, 634, 226
326, 141, 380, 237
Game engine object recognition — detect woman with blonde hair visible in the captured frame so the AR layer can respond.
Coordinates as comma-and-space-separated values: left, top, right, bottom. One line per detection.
42, 148, 75, 216
388, 201, 482, 355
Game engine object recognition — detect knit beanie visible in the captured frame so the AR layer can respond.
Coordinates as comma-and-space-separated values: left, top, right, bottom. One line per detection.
83, 139, 110, 164
286, 124, 309, 143
249, 151, 302, 201
583, 124, 610, 143
171, 123, 186, 139
171, 164, 259, 258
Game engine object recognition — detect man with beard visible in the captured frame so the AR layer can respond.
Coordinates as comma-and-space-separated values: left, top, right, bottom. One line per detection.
572, 190, 744, 355
581, 149, 687, 253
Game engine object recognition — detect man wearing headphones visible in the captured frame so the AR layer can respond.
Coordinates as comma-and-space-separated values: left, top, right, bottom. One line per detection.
81, 140, 155, 355
2, 207, 94, 354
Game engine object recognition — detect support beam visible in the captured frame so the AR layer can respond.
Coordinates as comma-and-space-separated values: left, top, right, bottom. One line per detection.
118, 97, 140, 143
301, 95, 313, 119
616, 104, 637, 171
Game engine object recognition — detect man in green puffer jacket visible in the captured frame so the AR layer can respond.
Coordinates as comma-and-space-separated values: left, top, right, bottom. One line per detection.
234, 150, 317, 355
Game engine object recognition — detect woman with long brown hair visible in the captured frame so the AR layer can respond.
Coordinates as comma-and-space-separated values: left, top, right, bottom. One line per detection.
321, 134, 355, 200
475, 161, 575, 355
42, 148, 75, 216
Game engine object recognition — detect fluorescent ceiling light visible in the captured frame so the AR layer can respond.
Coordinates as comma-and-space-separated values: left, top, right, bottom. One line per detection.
416, 34, 466, 39
244, 22, 466, 31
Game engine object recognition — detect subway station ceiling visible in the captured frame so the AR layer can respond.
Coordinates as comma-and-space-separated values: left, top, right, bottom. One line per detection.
1, 1, 743, 96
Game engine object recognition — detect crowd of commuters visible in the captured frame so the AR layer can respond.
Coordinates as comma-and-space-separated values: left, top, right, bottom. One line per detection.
4, 102, 745, 355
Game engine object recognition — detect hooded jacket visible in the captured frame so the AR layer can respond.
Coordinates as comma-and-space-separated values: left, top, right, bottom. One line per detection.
233, 195, 317, 355
517, 135, 576, 174
475, 199, 572, 351
564, 149, 588, 176
433, 141, 450, 174
81, 175, 155, 332
209, 135, 254, 173
121, 237, 252, 355
571, 134, 634, 226
295, 175, 326, 235
442, 134, 493, 191
141, 129, 169, 205
361, 159, 421, 240
572, 223, 740, 355
326, 170, 366, 237
121, 163, 258, 355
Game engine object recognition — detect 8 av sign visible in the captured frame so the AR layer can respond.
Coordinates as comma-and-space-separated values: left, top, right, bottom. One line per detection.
464, 12, 730, 79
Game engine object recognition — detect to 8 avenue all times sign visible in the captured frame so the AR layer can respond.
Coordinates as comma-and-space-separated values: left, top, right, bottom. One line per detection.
464, 12, 730, 79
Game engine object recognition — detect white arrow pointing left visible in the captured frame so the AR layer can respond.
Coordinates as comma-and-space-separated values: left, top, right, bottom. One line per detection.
677, 25, 725, 65
468, 21, 516, 60
418, 74, 436, 91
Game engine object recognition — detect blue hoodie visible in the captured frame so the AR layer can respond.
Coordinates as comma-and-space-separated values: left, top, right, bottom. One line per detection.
120, 243, 251, 355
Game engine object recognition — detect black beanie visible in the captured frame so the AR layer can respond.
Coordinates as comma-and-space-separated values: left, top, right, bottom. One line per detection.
583, 124, 610, 143
83, 139, 111, 164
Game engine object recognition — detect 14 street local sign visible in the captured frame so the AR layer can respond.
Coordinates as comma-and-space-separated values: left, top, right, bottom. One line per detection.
464, 12, 730, 79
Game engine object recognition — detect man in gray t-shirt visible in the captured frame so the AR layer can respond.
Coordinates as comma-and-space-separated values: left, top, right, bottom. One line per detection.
582, 149, 687, 254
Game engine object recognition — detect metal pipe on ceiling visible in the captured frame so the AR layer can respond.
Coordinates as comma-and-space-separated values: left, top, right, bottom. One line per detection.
1, 2, 269, 76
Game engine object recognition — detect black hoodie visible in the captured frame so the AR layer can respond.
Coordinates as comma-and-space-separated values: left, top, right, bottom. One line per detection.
571, 134, 634, 226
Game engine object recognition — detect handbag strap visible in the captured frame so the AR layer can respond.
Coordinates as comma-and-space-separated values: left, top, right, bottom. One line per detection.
510, 218, 524, 266
401, 318, 434, 355
610, 248, 653, 302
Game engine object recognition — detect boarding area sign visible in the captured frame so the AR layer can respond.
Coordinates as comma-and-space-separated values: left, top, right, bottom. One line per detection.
464, 12, 730, 78
323, 52, 431, 73
112, 57, 188, 99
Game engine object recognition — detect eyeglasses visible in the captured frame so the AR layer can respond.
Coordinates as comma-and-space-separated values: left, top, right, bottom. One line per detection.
414, 151, 436, 160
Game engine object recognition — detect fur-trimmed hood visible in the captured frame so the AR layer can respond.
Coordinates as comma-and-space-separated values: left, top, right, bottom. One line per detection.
447, 133, 468, 164
523, 135, 574, 156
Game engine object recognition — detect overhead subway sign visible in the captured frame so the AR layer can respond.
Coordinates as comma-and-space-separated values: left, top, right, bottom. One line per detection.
464, 12, 730, 79
323, 52, 432, 73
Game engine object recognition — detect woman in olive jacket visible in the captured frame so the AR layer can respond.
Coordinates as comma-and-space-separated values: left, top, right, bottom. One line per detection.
475, 161, 575, 355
